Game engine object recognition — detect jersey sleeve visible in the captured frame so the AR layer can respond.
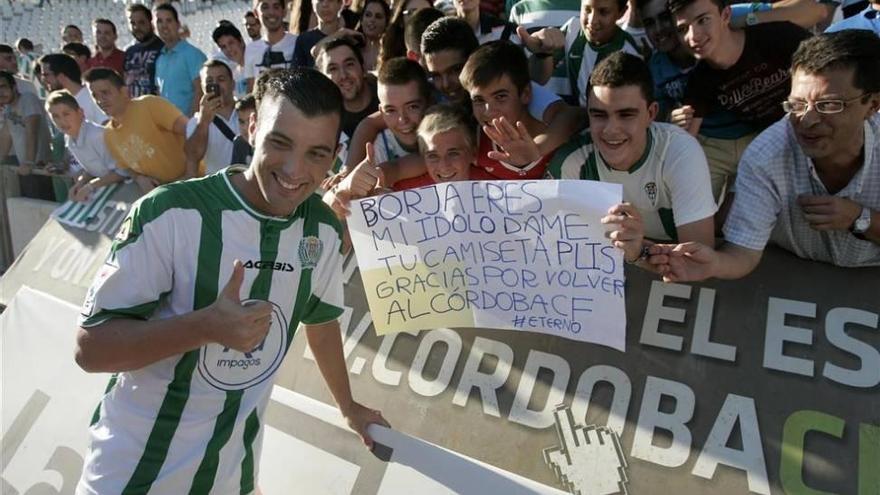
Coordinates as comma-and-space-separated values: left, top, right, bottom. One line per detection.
722, 137, 783, 251
663, 130, 717, 227
79, 191, 177, 327
300, 216, 345, 325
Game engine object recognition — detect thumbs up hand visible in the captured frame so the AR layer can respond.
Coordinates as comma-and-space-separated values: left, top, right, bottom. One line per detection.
518, 25, 564, 56
207, 260, 273, 353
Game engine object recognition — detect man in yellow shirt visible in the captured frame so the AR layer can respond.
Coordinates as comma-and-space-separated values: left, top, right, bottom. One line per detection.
84, 68, 188, 192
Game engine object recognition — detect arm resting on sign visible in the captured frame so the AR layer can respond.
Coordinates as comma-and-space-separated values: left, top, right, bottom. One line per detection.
305, 320, 390, 450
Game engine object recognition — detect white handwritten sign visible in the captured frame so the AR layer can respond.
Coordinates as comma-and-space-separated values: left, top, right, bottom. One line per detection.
347, 180, 626, 350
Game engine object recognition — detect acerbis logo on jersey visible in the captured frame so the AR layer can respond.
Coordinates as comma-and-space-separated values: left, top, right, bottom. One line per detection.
197, 299, 289, 391
242, 260, 294, 272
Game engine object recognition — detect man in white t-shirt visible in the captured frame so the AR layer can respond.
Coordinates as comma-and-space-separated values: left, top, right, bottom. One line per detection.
185, 60, 240, 176
75, 67, 387, 495
548, 52, 715, 267
38, 53, 108, 124
244, 0, 298, 92
45, 90, 126, 202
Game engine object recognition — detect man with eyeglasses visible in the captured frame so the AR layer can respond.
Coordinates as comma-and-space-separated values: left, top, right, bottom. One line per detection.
649, 31, 880, 282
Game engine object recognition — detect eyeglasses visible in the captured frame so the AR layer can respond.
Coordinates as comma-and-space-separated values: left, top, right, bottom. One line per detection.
782, 94, 866, 115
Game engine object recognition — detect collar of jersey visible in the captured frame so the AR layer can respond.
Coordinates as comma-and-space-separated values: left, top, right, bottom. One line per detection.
221, 166, 304, 224
597, 128, 653, 174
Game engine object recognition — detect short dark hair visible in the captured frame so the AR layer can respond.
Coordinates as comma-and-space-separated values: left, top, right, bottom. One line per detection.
16, 38, 34, 51
667, 0, 724, 14
84, 67, 125, 89
235, 93, 257, 113
460, 41, 530, 94
63, 42, 92, 60
203, 58, 234, 79
127, 4, 152, 20
421, 17, 479, 59
64, 24, 83, 35
93, 18, 118, 35
378, 57, 432, 102
315, 37, 365, 70
589, 52, 655, 103
791, 31, 880, 95
40, 53, 83, 84
212, 23, 245, 45
153, 3, 180, 23
0, 44, 13, 55
244, 10, 258, 19
404, 8, 443, 54
45, 89, 81, 111
253, 68, 344, 137
0, 71, 15, 88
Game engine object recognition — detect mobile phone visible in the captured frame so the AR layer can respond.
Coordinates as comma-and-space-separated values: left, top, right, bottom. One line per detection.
206, 82, 219, 97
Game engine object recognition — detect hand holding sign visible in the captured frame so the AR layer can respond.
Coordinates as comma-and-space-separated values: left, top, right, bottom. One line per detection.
207, 259, 273, 353
601, 203, 645, 263
344, 142, 386, 197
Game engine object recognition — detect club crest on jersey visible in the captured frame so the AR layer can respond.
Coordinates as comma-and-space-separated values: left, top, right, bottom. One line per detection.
644, 182, 657, 206
298, 236, 322, 269
197, 299, 289, 391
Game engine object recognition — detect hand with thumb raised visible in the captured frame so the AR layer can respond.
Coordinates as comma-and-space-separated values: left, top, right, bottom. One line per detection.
207, 260, 273, 353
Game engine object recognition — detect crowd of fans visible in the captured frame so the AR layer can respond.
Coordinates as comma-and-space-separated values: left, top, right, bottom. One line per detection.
1, 0, 878, 279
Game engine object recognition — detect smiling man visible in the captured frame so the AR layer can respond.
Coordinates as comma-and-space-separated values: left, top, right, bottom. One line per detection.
123, 4, 164, 98
549, 52, 716, 267
652, 31, 880, 281
373, 57, 432, 163
315, 37, 379, 139
153, 3, 207, 116
75, 68, 387, 495
668, 0, 810, 202
244, 0, 298, 91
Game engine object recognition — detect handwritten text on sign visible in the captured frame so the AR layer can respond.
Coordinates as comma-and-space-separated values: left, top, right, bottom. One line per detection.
347, 180, 626, 350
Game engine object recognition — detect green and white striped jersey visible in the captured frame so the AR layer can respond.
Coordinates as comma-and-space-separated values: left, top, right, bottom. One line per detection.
76, 167, 345, 495
508, 0, 579, 31
547, 122, 717, 241
557, 18, 642, 105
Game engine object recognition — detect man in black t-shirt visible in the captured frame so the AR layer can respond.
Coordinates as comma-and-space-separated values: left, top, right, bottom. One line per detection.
314, 38, 379, 139
666, 0, 810, 204
123, 4, 164, 97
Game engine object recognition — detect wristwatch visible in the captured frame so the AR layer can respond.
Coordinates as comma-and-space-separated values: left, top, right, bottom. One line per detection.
851, 207, 871, 239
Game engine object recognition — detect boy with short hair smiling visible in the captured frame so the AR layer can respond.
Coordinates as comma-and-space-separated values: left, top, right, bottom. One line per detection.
549, 53, 715, 265
459, 41, 555, 179
532, 0, 641, 105
44, 90, 125, 202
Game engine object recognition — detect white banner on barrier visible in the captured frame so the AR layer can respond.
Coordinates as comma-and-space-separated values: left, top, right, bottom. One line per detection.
0, 286, 107, 494
347, 180, 627, 350
1, 288, 565, 495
